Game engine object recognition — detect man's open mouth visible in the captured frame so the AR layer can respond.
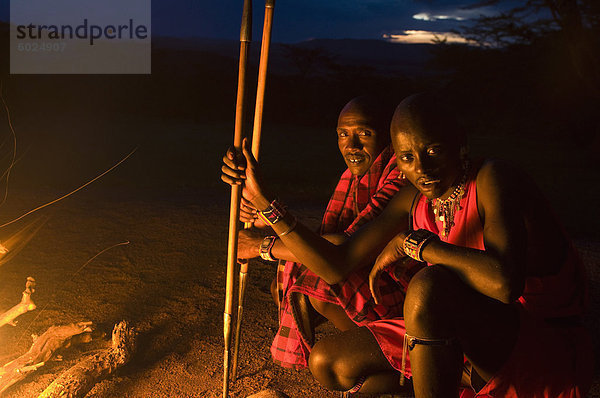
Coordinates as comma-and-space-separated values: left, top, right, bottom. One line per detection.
417, 176, 441, 190
346, 153, 366, 164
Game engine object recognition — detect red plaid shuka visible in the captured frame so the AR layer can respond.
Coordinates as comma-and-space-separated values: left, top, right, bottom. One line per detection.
271, 145, 422, 368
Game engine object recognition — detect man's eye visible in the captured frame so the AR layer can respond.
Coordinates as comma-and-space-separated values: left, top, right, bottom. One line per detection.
400, 154, 413, 162
359, 130, 372, 136
427, 147, 441, 155
337, 131, 348, 138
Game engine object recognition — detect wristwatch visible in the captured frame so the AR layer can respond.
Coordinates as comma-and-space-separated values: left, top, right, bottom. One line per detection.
259, 235, 278, 262
403, 229, 439, 262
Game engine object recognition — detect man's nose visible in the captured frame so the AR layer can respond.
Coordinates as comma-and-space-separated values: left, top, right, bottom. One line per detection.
348, 134, 363, 149
415, 155, 434, 174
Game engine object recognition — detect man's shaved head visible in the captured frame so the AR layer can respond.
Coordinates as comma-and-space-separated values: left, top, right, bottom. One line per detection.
391, 92, 465, 148
391, 93, 467, 200
339, 96, 392, 141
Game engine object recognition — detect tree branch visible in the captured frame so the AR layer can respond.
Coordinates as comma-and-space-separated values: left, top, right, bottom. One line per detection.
0, 277, 36, 328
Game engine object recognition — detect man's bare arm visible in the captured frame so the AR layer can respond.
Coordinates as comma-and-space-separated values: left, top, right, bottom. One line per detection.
263, 189, 415, 284
270, 233, 347, 263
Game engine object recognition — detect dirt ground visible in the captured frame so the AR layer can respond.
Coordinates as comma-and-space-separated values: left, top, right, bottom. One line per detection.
0, 116, 598, 397
0, 196, 328, 397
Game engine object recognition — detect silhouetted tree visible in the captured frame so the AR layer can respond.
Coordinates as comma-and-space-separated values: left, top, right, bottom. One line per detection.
458, 0, 599, 96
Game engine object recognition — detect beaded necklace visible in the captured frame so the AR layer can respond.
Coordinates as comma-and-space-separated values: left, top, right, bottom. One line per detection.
430, 165, 469, 238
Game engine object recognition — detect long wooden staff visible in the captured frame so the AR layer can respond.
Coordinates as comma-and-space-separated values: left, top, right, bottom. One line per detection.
223, 0, 252, 396
231, 0, 276, 382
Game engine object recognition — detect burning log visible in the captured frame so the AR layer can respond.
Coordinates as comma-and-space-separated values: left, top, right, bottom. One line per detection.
0, 277, 36, 328
0, 321, 93, 395
38, 320, 136, 398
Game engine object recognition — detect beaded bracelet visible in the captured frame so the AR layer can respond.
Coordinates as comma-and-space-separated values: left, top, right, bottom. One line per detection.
257, 199, 286, 225
403, 229, 439, 262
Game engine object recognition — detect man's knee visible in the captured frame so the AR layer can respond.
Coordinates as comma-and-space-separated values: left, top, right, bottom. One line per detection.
309, 339, 356, 390
308, 340, 337, 388
404, 265, 456, 334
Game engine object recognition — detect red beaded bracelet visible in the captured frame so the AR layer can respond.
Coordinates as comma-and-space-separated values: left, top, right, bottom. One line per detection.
257, 199, 286, 225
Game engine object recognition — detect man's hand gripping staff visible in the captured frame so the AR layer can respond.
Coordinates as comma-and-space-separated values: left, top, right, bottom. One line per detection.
222, 137, 270, 210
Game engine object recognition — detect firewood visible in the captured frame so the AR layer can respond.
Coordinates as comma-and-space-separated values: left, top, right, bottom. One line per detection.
0, 277, 36, 328
0, 322, 93, 395
38, 320, 136, 398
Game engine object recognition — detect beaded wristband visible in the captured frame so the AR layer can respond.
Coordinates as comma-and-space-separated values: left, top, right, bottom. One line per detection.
403, 229, 439, 262
257, 199, 286, 225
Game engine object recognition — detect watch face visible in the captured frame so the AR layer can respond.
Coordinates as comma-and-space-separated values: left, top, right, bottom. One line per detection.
260, 237, 274, 251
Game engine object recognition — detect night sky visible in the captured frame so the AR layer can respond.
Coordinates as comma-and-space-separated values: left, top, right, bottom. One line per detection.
0, 0, 522, 43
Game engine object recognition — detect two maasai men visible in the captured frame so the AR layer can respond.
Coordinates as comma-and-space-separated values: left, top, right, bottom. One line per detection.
222, 93, 593, 397
234, 96, 419, 369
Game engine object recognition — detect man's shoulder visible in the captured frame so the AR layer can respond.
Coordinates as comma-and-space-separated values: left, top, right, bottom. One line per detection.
476, 158, 528, 193
387, 183, 419, 212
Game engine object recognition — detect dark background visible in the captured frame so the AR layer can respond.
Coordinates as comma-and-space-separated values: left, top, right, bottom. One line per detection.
0, 2, 598, 397
0, 0, 598, 238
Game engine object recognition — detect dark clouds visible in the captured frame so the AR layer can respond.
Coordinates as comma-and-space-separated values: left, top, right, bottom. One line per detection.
0, 0, 519, 42
150, 0, 519, 42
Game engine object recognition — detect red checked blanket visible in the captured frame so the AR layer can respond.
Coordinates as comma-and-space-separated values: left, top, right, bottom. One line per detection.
271, 145, 421, 368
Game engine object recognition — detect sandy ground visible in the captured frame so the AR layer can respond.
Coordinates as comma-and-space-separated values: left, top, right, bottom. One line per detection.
0, 117, 598, 397
0, 195, 598, 398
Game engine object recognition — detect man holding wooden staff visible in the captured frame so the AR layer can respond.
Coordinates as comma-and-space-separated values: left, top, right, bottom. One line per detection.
224, 96, 421, 389
222, 93, 593, 397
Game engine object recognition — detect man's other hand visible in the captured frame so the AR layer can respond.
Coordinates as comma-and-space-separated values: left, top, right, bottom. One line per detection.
238, 228, 265, 259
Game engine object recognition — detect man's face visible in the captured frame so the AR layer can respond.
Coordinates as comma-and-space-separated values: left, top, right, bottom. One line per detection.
391, 123, 462, 200
337, 106, 386, 176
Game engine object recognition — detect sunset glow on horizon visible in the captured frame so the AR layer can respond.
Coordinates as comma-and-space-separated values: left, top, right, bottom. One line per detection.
383, 30, 470, 44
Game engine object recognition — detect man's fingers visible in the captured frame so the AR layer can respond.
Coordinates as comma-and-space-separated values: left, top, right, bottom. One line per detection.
221, 173, 244, 186
221, 163, 246, 180
242, 137, 258, 168
373, 286, 381, 306
224, 148, 246, 170
369, 270, 382, 305
241, 197, 257, 208
241, 198, 258, 212
239, 208, 257, 223
240, 205, 257, 216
